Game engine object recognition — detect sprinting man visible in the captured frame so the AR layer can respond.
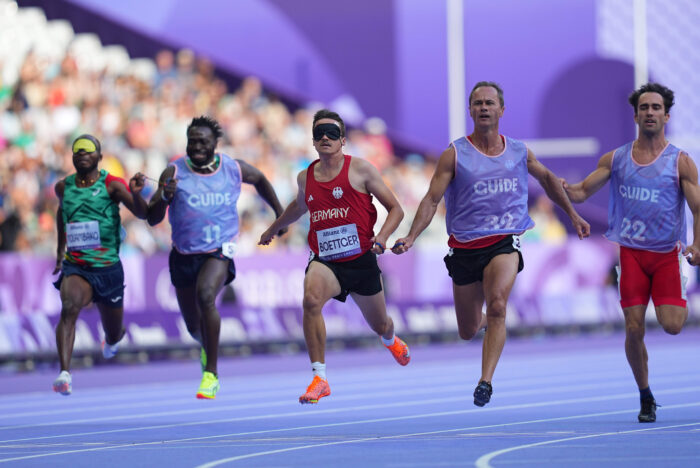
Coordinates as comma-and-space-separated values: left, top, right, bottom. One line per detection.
147, 116, 285, 399
392, 81, 590, 407
563, 82, 700, 422
52, 134, 148, 395
259, 109, 409, 404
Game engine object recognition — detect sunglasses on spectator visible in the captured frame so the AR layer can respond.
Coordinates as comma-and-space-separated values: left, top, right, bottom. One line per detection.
313, 123, 342, 141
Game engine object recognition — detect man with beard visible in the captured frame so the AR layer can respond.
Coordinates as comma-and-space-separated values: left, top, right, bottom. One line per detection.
147, 116, 285, 399
564, 83, 700, 422
52, 134, 148, 395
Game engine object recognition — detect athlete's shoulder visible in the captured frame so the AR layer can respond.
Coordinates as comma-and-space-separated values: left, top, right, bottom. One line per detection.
105, 172, 128, 189
504, 135, 527, 151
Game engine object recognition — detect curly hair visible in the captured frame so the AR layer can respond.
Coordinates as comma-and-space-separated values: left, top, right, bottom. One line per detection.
628, 83, 675, 114
187, 115, 224, 139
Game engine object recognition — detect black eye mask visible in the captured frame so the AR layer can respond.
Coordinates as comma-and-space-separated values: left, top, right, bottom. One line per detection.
313, 123, 342, 141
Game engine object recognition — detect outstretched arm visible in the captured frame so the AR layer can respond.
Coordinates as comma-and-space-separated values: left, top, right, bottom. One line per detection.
258, 170, 309, 245
357, 158, 404, 254
392, 146, 455, 254
679, 152, 700, 265
563, 151, 613, 203
527, 148, 590, 239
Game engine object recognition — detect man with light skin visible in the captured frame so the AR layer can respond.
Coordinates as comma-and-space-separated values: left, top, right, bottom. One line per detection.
393, 81, 590, 407
259, 109, 409, 404
563, 82, 700, 423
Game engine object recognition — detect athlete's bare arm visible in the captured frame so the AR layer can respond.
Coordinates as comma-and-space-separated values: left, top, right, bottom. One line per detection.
53, 180, 66, 274
527, 148, 590, 239
392, 145, 455, 254
108, 173, 148, 219
146, 166, 177, 226
259, 170, 309, 245
563, 151, 614, 203
237, 159, 285, 222
352, 158, 404, 254
679, 152, 700, 265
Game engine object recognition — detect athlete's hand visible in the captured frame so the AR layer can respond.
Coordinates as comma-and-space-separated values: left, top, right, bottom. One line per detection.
258, 227, 277, 246
129, 172, 146, 194
683, 245, 700, 266
370, 236, 389, 255
391, 236, 413, 255
161, 177, 177, 202
570, 213, 590, 239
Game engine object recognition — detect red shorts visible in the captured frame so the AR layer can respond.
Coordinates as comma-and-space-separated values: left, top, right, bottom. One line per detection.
618, 245, 687, 308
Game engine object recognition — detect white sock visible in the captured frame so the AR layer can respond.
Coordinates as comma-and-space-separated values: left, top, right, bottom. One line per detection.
311, 362, 326, 380
381, 334, 396, 346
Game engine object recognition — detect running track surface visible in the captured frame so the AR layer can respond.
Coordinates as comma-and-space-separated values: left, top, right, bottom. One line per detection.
1, 328, 700, 467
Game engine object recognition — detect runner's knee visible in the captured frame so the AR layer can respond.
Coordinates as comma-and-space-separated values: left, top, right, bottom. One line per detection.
485, 296, 507, 320
458, 325, 479, 341
303, 289, 326, 313
195, 285, 218, 311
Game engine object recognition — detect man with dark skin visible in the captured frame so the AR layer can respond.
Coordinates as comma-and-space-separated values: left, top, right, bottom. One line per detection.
53, 134, 148, 395
147, 116, 285, 399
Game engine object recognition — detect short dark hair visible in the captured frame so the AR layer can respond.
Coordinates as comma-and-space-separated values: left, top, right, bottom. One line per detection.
628, 83, 675, 114
312, 109, 345, 137
469, 81, 504, 107
187, 115, 224, 139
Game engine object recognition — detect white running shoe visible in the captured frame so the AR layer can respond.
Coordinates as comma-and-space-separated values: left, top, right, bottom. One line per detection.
101, 340, 119, 359
52, 370, 72, 395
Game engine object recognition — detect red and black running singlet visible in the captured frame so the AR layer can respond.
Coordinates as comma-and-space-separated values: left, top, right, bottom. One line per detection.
305, 155, 377, 262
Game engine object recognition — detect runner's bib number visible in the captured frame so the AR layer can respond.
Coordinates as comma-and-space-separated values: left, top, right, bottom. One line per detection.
317, 223, 361, 260
66, 221, 101, 251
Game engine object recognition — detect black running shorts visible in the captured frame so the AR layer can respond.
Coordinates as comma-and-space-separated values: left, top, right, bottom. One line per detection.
443, 235, 524, 286
169, 248, 236, 289
306, 249, 383, 302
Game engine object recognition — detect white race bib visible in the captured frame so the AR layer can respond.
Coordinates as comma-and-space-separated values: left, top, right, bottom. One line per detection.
66, 221, 101, 251
222, 241, 236, 259
317, 223, 361, 260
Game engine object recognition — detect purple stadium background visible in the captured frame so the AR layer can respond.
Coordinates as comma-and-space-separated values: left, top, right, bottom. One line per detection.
5, 0, 700, 357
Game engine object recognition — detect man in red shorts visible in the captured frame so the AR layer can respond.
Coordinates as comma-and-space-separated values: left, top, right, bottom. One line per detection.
564, 83, 700, 422
259, 109, 409, 404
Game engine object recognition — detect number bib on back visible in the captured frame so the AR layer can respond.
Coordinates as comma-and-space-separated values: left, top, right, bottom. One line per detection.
66, 221, 102, 251
317, 223, 361, 260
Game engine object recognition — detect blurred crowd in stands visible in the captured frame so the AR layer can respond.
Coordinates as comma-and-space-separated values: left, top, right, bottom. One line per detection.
0, 5, 566, 257
0, 41, 452, 256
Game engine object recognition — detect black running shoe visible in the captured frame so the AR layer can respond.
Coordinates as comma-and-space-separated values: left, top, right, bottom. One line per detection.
473, 380, 493, 407
638, 397, 657, 423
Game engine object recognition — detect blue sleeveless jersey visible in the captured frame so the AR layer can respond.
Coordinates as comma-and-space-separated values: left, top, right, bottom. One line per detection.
605, 142, 687, 252
168, 154, 242, 253
445, 136, 534, 242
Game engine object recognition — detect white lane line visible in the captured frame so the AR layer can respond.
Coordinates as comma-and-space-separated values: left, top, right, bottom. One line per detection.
3, 382, 700, 444
0, 376, 663, 432
0, 396, 698, 464
195, 403, 700, 468
474, 422, 700, 468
